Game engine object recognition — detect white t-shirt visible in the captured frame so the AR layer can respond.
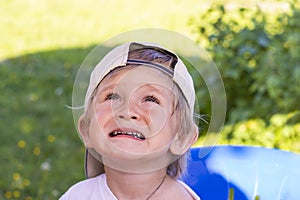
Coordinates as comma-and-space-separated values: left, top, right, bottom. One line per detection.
60, 174, 200, 200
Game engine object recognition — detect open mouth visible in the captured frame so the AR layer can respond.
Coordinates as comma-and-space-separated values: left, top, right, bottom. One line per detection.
109, 130, 146, 141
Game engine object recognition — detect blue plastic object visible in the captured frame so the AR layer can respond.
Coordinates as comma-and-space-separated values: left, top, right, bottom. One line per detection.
182, 145, 300, 200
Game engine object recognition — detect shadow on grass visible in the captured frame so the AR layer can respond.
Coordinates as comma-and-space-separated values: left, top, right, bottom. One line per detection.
0, 45, 106, 199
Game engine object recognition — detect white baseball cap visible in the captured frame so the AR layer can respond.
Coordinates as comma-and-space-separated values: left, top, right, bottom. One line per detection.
83, 41, 196, 178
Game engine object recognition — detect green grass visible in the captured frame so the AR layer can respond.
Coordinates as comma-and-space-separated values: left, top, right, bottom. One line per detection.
0, 47, 86, 199
1, 0, 298, 199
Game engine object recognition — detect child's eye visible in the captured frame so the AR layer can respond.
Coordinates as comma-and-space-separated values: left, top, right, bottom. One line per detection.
143, 95, 160, 104
105, 93, 121, 101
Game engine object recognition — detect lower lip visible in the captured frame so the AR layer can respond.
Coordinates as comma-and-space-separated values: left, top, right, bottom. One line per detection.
110, 135, 145, 141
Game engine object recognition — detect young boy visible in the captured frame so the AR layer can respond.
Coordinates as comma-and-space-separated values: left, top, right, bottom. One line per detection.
60, 42, 200, 199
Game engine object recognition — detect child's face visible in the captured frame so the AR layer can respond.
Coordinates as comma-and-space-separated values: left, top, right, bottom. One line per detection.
85, 66, 179, 162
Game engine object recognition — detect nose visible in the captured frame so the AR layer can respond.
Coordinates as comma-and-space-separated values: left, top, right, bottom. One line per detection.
118, 114, 138, 120
116, 100, 141, 121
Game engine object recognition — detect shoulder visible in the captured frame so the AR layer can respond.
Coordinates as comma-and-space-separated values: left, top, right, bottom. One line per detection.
59, 175, 105, 200
177, 180, 201, 200
161, 177, 200, 200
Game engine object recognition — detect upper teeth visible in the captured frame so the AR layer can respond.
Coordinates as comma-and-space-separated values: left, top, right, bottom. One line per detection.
111, 131, 145, 140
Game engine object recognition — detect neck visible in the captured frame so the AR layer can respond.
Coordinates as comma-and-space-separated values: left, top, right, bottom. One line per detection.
104, 166, 168, 200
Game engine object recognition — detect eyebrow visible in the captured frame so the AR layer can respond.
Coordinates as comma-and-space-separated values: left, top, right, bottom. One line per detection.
142, 83, 174, 97
97, 82, 173, 96
95, 83, 116, 96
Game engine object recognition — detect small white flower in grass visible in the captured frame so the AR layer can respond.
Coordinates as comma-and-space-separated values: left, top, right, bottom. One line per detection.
52, 189, 59, 197
55, 87, 64, 96
41, 160, 51, 171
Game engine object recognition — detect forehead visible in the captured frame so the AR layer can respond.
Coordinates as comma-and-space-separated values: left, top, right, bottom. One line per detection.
99, 66, 175, 91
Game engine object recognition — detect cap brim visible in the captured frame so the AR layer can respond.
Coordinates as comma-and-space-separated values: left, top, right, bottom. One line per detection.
85, 149, 103, 178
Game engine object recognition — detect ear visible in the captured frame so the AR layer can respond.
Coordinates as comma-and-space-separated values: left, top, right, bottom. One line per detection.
78, 115, 91, 148
170, 124, 198, 155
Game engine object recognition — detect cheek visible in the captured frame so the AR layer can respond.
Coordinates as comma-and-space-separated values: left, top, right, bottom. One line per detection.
88, 104, 113, 139
169, 113, 179, 135
85, 118, 102, 149
147, 105, 173, 136
95, 103, 113, 121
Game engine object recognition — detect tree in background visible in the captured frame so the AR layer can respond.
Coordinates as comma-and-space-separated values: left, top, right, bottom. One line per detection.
190, 1, 300, 152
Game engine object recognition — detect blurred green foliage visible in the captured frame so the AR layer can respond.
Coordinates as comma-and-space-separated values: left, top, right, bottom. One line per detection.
191, 1, 300, 152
